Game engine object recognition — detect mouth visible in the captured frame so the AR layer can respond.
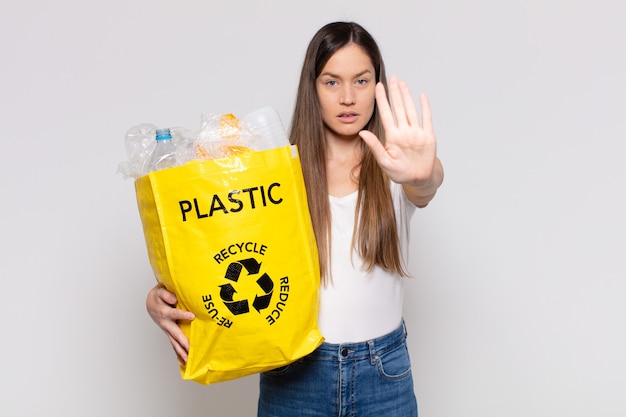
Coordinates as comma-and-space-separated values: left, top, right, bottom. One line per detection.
337, 112, 359, 123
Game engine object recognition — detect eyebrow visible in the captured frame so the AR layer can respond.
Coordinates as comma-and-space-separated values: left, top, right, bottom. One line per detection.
319, 69, 373, 79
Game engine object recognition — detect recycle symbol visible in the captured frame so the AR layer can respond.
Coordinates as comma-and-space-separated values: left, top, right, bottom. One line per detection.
219, 258, 274, 315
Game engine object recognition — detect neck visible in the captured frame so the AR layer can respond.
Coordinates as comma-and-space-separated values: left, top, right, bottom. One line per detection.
325, 131, 362, 165
325, 130, 363, 197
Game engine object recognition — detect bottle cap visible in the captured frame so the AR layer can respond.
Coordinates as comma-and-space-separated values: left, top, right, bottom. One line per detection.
155, 128, 172, 140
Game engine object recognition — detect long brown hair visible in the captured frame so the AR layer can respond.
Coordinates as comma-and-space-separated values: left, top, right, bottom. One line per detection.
290, 22, 408, 283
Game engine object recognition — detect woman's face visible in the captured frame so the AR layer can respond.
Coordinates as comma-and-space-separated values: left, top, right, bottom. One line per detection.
316, 43, 376, 141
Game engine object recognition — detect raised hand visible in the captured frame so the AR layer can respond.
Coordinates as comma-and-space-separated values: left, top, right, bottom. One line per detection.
359, 76, 442, 206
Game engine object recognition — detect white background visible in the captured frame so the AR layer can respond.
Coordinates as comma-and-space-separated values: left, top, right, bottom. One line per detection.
1, 1, 625, 416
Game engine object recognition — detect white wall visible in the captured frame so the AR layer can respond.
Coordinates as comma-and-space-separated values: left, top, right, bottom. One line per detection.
1, 1, 624, 416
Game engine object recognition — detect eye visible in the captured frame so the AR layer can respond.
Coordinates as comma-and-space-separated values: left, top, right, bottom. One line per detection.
356, 79, 368, 86
326, 80, 338, 87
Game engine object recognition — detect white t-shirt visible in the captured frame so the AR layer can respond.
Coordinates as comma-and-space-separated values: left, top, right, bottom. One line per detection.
318, 182, 416, 343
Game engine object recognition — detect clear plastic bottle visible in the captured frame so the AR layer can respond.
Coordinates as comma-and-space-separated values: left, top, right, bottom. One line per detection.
145, 128, 178, 173
241, 107, 290, 150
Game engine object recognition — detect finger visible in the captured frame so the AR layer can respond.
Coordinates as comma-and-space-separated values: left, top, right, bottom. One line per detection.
170, 307, 195, 322
168, 324, 191, 350
156, 287, 178, 306
154, 287, 195, 321
162, 318, 191, 352
420, 93, 433, 133
374, 82, 394, 128
388, 76, 407, 126
398, 80, 420, 127
168, 334, 189, 364
359, 130, 390, 166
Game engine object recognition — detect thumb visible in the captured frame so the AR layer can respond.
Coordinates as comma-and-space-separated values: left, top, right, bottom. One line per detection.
359, 130, 386, 162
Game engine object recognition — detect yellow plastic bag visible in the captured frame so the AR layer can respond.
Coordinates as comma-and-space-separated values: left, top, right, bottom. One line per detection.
135, 145, 324, 384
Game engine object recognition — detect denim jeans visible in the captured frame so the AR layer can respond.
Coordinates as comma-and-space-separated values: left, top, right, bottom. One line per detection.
258, 320, 418, 417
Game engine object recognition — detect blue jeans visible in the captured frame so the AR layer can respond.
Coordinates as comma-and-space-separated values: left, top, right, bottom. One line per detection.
258, 320, 418, 417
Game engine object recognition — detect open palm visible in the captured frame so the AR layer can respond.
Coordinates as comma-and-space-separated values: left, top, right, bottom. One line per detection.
359, 76, 438, 189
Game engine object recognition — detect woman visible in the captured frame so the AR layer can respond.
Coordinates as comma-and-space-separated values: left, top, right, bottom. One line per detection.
147, 21, 443, 417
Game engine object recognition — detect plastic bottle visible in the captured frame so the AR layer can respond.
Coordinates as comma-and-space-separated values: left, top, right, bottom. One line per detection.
241, 107, 290, 150
145, 128, 178, 173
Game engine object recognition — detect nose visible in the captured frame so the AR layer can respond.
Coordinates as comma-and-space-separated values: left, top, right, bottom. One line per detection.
339, 85, 355, 105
